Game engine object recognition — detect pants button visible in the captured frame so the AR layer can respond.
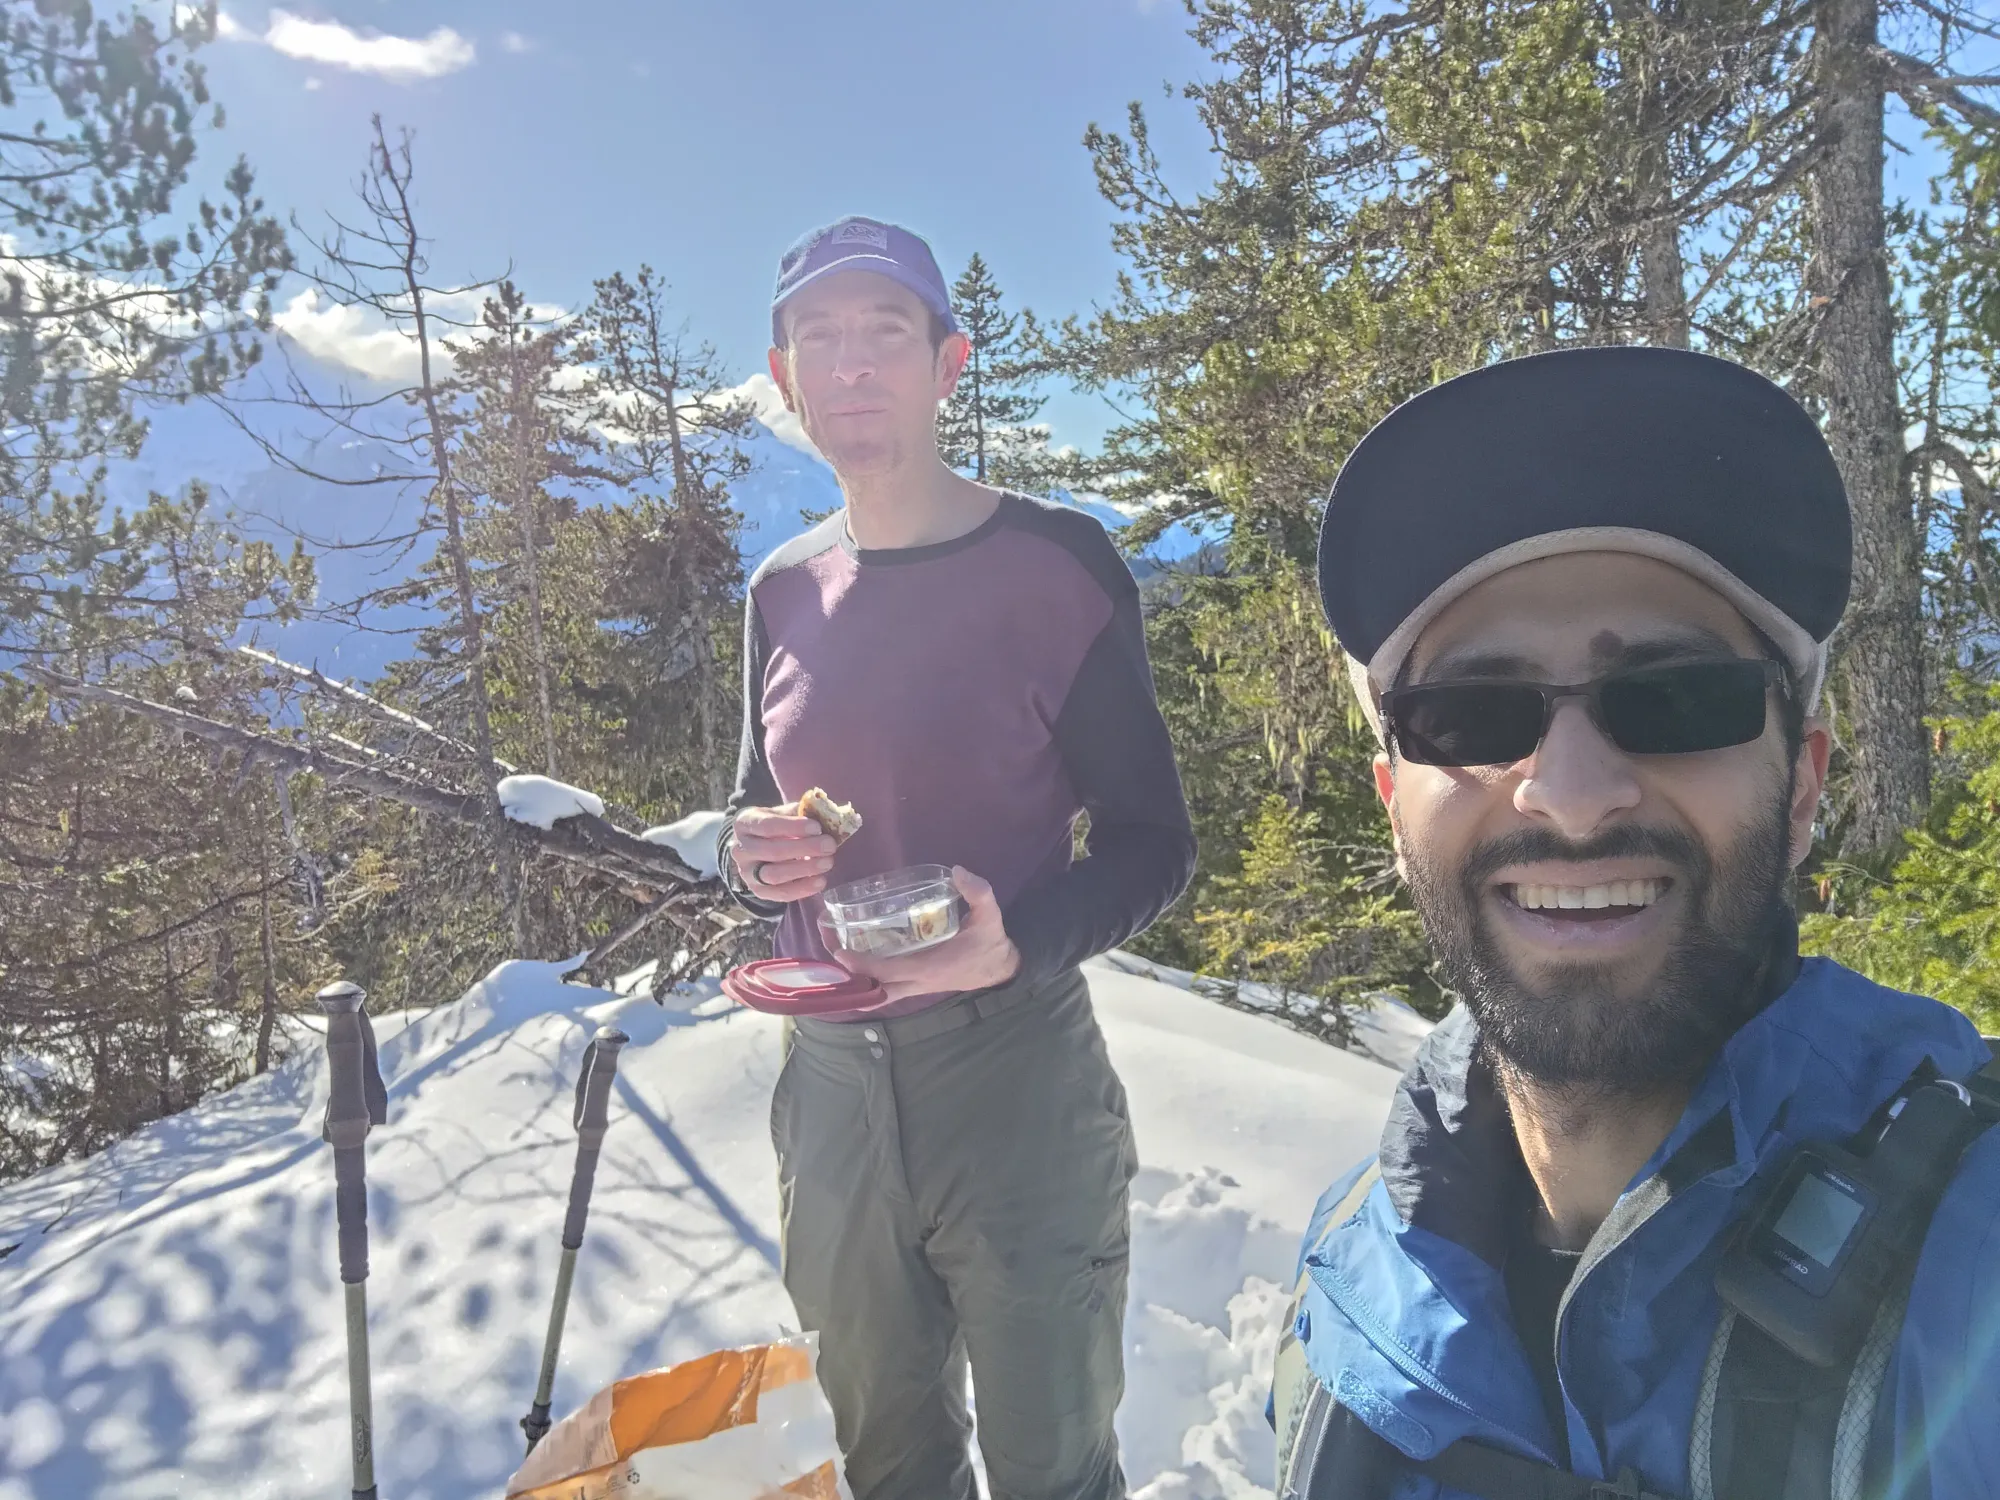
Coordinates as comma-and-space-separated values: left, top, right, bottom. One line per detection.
863, 1028, 880, 1042
870, 1046, 885, 1059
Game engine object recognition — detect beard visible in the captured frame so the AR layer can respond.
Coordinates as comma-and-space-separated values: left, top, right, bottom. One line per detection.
1402, 778, 1795, 1096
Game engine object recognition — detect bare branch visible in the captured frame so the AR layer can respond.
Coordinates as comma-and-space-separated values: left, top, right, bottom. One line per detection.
566, 891, 701, 984
23, 672, 704, 890
1874, 44, 2000, 127
228, 644, 516, 772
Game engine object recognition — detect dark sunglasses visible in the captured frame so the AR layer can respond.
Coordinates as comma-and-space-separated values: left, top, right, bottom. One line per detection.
1379, 659, 1787, 768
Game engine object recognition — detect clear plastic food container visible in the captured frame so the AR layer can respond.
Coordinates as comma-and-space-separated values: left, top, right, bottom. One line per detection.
819, 864, 961, 957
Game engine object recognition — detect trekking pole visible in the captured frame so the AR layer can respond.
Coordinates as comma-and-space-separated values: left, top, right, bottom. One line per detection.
319, 980, 389, 1500
521, 1025, 630, 1453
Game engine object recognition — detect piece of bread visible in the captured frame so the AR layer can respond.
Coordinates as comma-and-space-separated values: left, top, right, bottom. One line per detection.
797, 787, 863, 844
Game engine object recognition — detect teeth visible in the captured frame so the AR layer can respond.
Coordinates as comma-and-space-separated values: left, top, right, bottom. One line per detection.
1509, 879, 1665, 911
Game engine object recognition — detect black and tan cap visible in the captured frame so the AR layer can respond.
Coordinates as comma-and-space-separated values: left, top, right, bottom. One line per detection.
1317, 346, 1852, 729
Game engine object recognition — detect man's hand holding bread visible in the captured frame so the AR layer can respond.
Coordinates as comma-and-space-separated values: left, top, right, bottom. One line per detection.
729, 788, 860, 903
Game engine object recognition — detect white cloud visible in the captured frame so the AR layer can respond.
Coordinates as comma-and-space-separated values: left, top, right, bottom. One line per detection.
500, 30, 533, 54
729, 373, 822, 459
206, 8, 476, 80
273, 287, 576, 386
275, 288, 432, 383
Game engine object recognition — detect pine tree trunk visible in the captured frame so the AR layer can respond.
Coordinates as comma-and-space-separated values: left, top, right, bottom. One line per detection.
1633, 112, 1688, 347
504, 331, 562, 779
517, 477, 561, 779
369, 120, 527, 956
696, 612, 725, 808
159, 932, 179, 1118
411, 320, 526, 952
1808, 0, 1927, 854
255, 812, 279, 1075
972, 349, 987, 481
1616, 0, 1690, 348
662, 382, 727, 806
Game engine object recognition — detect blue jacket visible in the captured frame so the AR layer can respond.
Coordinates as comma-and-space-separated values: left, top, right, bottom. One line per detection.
1289, 956, 2000, 1499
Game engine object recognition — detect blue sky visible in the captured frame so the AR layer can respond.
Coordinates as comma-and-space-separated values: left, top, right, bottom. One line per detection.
172, 1, 1989, 465
179, 0, 1218, 453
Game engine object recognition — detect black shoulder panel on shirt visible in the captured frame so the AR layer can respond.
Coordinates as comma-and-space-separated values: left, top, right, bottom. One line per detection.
999, 493, 1140, 603
749, 512, 845, 591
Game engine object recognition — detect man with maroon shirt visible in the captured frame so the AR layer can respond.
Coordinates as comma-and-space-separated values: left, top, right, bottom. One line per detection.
718, 216, 1195, 1500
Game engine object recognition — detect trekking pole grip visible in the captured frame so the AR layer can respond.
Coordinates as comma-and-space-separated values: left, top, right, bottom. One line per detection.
563, 1027, 629, 1250
318, 979, 383, 1500
319, 981, 378, 1284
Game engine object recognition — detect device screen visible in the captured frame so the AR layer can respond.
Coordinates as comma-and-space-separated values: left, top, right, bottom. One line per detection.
1771, 1170, 1866, 1268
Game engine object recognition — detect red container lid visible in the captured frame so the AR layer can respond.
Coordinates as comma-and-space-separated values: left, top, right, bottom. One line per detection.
723, 958, 889, 1016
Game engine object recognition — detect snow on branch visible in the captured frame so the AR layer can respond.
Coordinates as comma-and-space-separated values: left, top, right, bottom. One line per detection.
498, 775, 606, 829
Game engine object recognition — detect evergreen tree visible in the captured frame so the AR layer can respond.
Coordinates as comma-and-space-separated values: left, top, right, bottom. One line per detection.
2, 496, 326, 1180
581, 267, 753, 809
938, 254, 1063, 494
447, 281, 600, 779
1063, 0, 1998, 1018
2, 0, 290, 665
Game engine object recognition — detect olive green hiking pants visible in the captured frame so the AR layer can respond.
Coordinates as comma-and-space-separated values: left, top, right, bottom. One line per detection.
772, 967, 1139, 1500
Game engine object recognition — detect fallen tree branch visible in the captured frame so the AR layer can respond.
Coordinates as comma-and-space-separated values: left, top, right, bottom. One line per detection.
568, 890, 702, 984
651, 909, 753, 1000
25, 671, 705, 891
230, 644, 516, 773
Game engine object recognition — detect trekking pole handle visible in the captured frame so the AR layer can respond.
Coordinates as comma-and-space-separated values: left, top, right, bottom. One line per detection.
320, 981, 374, 1150
319, 981, 379, 1286
318, 980, 382, 1497
563, 1027, 628, 1250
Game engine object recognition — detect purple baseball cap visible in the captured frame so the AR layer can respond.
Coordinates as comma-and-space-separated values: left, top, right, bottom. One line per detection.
770, 216, 960, 345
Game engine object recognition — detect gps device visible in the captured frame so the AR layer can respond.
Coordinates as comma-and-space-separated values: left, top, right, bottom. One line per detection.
1716, 1079, 1982, 1369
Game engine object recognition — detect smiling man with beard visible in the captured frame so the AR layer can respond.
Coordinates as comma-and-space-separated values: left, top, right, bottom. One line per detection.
1271, 348, 2000, 1500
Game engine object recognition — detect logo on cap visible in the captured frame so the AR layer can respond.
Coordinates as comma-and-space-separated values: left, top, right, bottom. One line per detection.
831, 220, 891, 250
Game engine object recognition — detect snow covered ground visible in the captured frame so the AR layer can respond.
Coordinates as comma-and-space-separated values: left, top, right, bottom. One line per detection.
1092, 949, 1439, 1075
0, 957, 1413, 1500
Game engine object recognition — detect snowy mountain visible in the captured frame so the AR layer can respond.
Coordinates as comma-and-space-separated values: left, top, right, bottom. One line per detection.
0, 956, 1416, 1500
102, 389, 1204, 686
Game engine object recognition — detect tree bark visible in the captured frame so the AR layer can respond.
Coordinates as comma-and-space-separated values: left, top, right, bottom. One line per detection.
255, 808, 280, 1075
662, 376, 727, 807
1615, 1, 1690, 348
506, 328, 562, 779
372, 122, 529, 951
1808, 0, 1928, 853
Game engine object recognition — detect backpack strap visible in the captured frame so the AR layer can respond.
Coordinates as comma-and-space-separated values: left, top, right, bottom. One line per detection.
1696, 1051, 2000, 1500
1418, 1442, 1678, 1500
1966, 1041, 2000, 1121
1294, 1403, 1683, 1500
1273, 1161, 1381, 1488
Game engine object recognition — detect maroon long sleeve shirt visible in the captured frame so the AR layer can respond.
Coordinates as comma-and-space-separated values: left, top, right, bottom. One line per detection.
719, 492, 1196, 1019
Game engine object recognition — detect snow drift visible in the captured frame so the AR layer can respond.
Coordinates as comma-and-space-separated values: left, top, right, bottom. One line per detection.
0, 957, 1410, 1500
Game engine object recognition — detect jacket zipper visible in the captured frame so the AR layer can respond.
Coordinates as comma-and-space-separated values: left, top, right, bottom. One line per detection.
1547, 1158, 1737, 1471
